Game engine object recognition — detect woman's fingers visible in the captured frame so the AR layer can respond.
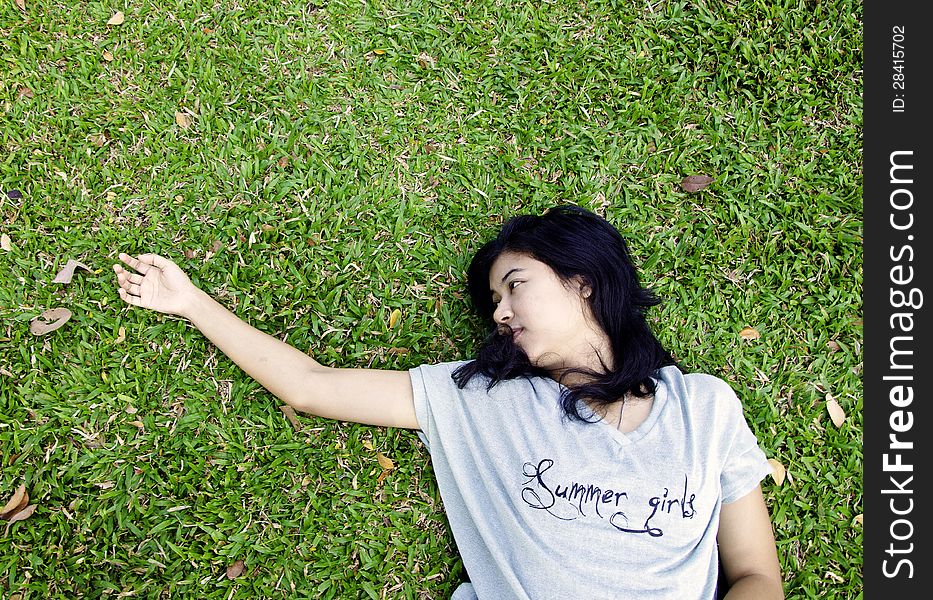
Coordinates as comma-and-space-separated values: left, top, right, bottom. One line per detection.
113, 266, 143, 286
117, 287, 143, 306
137, 253, 172, 270
117, 253, 148, 274
117, 252, 171, 275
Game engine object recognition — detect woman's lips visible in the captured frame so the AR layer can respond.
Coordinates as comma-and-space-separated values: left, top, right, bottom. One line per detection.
511, 327, 524, 341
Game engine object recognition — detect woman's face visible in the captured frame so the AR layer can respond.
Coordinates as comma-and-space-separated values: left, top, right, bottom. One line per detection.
488, 251, 612, 379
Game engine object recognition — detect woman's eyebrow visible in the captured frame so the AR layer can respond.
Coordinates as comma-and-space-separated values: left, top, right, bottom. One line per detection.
491, 268, 526, 293
499, 268, 525, 283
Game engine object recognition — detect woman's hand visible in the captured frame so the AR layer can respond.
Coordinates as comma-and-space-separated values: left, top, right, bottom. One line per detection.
113, 253, 199, 317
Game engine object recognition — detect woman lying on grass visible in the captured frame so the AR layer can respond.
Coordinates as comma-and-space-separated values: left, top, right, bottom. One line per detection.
112, 204, 783, 599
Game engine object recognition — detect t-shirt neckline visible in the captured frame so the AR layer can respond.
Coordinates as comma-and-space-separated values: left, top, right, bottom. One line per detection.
568, 371, 669, 446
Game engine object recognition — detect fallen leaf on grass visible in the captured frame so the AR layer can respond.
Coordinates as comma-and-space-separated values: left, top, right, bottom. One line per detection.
114, 326, 126, 344
680, 175, 714, 192
107, 11, 124, 26
29, 308, 72, 335
826, 395, 846, 427
826, 340, 841, 352
53, 259, 92, 283
226, 559, 245, 579
388, 308, 401, 329
1, 233, 11, 251
767, 459, 786, 486
853, 514, 863, 526
1, 484, 27, 518
15, 0, 26, 13
3, 504, 36, 536
102, 50, 114, 62
89, 132, 108, 147
376, 452, 395, 471
739, 326, 760, 341
175, 111, 192, 128
279, 405, 301, 430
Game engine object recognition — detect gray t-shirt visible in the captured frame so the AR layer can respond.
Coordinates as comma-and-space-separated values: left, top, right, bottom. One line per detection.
409, 362, 771, 600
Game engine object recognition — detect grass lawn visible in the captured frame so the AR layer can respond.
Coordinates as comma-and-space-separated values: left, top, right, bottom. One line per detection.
1, 0, 862, 598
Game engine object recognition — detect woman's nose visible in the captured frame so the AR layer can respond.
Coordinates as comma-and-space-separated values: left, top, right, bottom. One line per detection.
494, 301, 512, 323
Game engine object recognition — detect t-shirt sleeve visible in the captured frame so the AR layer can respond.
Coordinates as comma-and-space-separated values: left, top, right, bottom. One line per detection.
717, 382, 773, 504
408, 361, 467, 452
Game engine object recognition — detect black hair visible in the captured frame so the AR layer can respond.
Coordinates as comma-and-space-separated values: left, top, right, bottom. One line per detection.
451, 204, 679, 421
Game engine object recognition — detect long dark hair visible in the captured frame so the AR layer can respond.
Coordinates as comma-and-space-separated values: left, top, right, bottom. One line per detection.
452, 204, 678, 421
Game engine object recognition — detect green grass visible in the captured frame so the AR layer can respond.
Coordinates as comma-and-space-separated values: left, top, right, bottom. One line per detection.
1, 0, 862, 598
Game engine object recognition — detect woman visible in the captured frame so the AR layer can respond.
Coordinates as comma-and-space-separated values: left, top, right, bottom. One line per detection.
113, 204, 783, 599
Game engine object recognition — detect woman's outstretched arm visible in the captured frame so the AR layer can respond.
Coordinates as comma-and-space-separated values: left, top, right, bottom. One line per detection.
113, 252, 418, 429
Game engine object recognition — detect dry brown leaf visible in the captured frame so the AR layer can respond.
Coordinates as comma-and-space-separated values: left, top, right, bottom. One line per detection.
114, 326, 126, 344
1, 484, 27, 519
362, 440, 374, 451
29, 308, 72, 335
226, 559, 245, 579
17, 87, 33, 99
767, 459, 785, 486
853, 514, 863, 526
129, 420, 145, 429
279, 405, 301, 430
826, 396, 846, 427
277, 156, 290, 168
15, 0, 26, 12
102, 50, 114, 62
680, 175, 714, 192
53, 259, 92, 283
3, 504, 36, 536
90, 132, 108, 147
373, 49, 386, 55
826, 340, 841, 352
377, 469, 390, 485
376, 452, 395, 471
388, 347, 409, 355
1, 233, 11, 251
388, 309, 401, 329
739, 326, 760, 341
175, 111, 192, 128
107, 11, 124, 26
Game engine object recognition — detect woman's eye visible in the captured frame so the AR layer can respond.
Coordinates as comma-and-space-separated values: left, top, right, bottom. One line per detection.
509, 280, 522, 290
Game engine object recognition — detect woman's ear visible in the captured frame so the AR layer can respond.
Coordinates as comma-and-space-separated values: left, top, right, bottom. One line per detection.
572, 276, 592, 298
